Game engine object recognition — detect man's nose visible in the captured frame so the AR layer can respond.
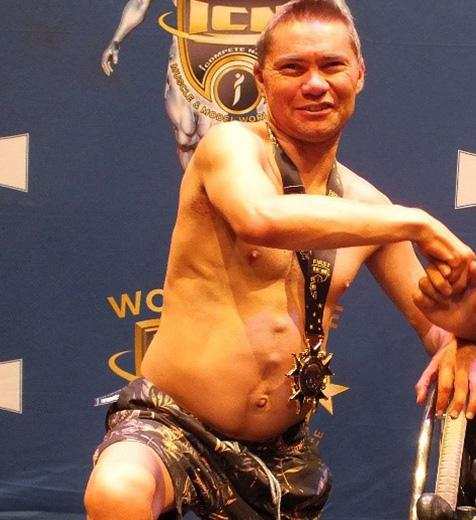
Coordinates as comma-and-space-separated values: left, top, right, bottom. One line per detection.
301, 70, 329, 96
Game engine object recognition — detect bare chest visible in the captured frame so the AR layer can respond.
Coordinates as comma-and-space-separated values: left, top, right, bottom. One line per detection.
232, 238, 372, 305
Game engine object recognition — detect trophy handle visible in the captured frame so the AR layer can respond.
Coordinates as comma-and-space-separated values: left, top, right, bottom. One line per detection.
409, 385, 437, 520
435, 413, 467, 510
410, 385, 471, 520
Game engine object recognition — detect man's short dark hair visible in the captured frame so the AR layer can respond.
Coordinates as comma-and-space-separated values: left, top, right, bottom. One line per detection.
256, 0, 362, 67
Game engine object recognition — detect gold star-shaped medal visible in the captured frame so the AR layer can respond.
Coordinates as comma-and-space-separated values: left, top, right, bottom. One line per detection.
287, 350, 349, 415
319, 377, 349, 415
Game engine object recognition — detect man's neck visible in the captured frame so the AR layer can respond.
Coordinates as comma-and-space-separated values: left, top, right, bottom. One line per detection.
267, 123, 340, 192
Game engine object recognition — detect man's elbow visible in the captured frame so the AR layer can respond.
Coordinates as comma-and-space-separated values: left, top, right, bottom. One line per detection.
233, 203, 282, 246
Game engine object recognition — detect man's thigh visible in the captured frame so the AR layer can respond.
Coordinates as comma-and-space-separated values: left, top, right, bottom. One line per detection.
87, 440, 175, 514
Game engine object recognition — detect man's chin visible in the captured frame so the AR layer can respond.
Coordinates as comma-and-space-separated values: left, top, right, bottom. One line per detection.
269, 114, 344, 145
290, 125, 342, 145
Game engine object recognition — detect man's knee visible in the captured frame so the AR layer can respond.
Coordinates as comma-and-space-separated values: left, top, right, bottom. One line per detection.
84, 461, 158, 520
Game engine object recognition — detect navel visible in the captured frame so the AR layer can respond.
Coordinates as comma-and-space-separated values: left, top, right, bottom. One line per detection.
255, 397, 269, 409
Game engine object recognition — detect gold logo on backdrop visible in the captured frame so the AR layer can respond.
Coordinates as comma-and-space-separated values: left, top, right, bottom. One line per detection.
106, 288, 164, 381
159, 1, 287, 120
108, 318, 161, 381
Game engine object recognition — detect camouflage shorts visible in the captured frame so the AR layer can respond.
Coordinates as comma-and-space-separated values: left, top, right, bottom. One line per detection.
94, 378, 331, 520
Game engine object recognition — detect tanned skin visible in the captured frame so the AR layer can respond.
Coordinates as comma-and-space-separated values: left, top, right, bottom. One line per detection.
86, 17, 475, 520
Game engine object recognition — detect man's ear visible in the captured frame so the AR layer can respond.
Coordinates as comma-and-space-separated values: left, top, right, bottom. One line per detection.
254, 62, 265, 98
470, 260, 476, 288
356, 58, 366, 94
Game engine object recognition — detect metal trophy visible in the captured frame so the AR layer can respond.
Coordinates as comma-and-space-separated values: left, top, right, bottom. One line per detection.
409, 385, 476, 520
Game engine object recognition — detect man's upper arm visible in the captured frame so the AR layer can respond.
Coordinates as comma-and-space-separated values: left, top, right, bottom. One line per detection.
353, 179, 433, 340
193, 123, 279, 241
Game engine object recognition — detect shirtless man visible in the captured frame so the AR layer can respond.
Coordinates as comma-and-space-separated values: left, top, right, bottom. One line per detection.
85, 1, 476, 519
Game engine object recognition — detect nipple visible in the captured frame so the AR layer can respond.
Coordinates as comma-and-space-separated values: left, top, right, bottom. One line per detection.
248, 250, 260, 263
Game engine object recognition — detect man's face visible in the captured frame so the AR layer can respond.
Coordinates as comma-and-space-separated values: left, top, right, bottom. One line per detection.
255, 18, 365, 144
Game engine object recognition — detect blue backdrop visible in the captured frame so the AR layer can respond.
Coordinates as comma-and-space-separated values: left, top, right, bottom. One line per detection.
1, 1, 475, 519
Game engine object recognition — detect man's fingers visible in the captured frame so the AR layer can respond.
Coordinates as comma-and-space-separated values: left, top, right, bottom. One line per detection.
418, 277, 450, 306
450, 264, 469, 295
101, 49, 117, 76
448, 367, 468, 418
102, 58, 112, 76
447, 260, 465, 282
413, 291, 437, 311
466, 370, 476, 420
426, 264, 453, 296
435, 261, 452, 279
415, 355, 439, 404
447, 245, 474, 291
436, 362, 454, 416
464, 355, 476, 420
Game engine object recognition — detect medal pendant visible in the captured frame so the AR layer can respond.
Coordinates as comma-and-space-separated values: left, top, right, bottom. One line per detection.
287, 337, 333, 414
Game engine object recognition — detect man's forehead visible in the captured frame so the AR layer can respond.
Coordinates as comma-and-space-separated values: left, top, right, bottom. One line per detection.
266, 18, 355, 61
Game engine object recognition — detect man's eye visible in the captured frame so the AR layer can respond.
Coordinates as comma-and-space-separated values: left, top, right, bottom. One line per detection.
280, 64, 302, 74
324, 61, 345, 69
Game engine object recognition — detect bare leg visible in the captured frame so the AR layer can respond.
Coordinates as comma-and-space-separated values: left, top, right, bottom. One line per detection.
84, 441, 175, 520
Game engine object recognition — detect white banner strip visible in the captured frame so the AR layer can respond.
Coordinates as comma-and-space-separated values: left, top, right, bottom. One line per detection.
0, 359, 23, 413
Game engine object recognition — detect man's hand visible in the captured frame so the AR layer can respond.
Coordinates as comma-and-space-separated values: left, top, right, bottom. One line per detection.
416, 339, 476, 419
413, 260, 476, 341
101, 41, 119, 77
415, 212, 475, 293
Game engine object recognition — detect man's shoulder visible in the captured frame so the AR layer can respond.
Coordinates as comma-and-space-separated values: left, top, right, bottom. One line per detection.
186, 121, 266, 185
199, 121, 265, 153
337, 161, 391, 205
192, 121, 267, 172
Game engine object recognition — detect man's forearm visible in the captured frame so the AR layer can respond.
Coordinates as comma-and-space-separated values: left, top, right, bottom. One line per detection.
246, 195, 428, 251
110, 0, 151, 45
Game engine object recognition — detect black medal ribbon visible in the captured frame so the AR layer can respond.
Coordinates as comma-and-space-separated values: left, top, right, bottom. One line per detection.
270, 128, 343, 413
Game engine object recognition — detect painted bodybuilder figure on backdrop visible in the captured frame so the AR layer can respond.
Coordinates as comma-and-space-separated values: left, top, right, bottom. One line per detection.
101, 0, 215, 169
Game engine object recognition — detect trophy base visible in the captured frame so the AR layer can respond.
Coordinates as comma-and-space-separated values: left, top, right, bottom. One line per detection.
416, 493, 455, 520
